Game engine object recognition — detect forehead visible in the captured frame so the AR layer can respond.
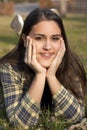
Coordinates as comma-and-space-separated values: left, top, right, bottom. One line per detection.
30, 20, 61, 34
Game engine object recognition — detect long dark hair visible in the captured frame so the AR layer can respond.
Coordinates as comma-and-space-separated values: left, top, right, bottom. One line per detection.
0, 8, 87, 109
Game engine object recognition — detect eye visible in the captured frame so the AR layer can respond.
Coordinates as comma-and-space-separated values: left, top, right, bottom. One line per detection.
35, 36, 44, 41
52, 37, 61, 41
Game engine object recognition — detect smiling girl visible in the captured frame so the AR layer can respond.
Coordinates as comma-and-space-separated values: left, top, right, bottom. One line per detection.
0, 8, 87, 129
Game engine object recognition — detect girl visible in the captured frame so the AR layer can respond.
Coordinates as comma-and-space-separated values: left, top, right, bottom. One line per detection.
0, 8, 87, 129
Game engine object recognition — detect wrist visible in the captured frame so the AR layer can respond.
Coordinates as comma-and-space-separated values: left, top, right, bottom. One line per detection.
47, 75, 61, 85
47, 75, 62, 95
36, 71, 46, 78
46, 74, 56, 80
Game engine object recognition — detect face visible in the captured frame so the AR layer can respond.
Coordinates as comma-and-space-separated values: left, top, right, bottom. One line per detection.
29, 20, 61, 68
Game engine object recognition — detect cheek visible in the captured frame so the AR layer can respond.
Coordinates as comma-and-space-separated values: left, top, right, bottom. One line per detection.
34, 42, 42, 53
54, 43, 61, 52
35, 44, 41, 54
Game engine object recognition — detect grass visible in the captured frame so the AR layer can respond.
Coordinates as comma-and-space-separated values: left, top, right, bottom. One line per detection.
0, 14, 87, 130
0, 16, 18, 56
64, 14, 87, 73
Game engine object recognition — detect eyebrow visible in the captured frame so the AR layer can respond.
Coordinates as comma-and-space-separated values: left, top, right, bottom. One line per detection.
52, 34, 61, 37
34, 34, 45, 37
34, 34, 61, 37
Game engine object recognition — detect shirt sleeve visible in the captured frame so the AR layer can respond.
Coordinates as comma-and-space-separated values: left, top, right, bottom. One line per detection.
52, 85, 85, 123
0, 63, 40, 129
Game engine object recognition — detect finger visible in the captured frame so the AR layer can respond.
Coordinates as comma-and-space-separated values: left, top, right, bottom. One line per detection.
54, 38, 65, 65
60, 38, 66, 50
60, 38, 66, 56
32, 43, 36, 61
57, 38, 65, 57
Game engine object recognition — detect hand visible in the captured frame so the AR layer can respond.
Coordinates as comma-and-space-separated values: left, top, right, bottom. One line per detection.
46, 38, 66, 78
23, 36, 46, 74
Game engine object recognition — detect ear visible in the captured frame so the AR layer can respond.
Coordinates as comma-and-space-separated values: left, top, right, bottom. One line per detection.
22, 34, 26, 47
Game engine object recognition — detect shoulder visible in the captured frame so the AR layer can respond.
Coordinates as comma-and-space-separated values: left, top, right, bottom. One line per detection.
0, 63, 18, 72
0, 63, 22, 79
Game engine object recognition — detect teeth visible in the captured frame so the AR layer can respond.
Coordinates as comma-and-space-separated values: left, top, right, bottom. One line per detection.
40, 53, 54, 58
43, 54, 50, 56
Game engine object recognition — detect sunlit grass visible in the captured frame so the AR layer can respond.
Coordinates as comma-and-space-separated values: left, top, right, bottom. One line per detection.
64, 14, 87, 72
0, 16, 18, 56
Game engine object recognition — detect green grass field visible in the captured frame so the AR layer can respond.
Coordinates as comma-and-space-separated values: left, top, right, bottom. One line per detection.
0, 14, 87, 130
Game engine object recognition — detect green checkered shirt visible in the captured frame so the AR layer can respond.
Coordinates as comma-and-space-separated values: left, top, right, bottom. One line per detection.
0, 63, 85, 129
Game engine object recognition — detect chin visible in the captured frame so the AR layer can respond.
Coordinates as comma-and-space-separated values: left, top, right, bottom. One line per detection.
41, 63, 51, 68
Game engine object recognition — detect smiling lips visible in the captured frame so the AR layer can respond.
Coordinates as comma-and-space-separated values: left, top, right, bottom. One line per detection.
40, 53, 55, 59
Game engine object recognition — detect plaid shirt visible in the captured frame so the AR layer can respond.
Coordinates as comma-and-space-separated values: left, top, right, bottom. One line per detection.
0, 63, 85, 129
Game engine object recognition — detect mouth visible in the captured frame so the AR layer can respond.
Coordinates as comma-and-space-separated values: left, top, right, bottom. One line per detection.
40, 53, 55, 59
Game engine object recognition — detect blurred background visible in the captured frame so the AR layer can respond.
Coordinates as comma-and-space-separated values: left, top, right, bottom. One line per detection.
0, 0, 87, 16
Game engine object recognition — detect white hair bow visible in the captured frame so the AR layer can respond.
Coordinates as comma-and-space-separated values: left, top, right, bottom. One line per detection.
10, 14, 24, 36
50, 8, 60, 16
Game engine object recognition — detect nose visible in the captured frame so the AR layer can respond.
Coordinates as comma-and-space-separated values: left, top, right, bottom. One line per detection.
43, 39, 52, 50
